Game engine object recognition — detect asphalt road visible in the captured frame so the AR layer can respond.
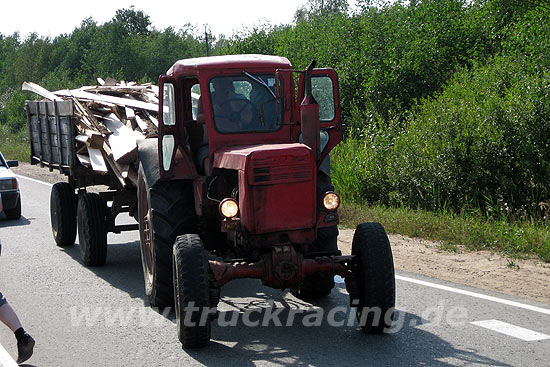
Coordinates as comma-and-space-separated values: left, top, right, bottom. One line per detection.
0, 175, 549, 367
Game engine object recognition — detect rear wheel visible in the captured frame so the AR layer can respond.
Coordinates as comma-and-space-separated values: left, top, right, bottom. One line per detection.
173, 234, 211, 349
50, 182, 77, 247
77, 193, 108, 266
137, 164, 197, 307
292, 225, 339, 299
4, 196, 21, 220
346, 222, 395, 333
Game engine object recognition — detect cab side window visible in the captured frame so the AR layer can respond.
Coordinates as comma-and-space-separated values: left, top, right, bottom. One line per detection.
311, 76, 335, 121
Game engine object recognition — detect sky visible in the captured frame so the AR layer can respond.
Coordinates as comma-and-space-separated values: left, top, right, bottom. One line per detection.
0, 0, 316, 39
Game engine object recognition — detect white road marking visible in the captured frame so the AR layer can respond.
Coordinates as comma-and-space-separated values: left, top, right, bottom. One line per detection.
335, 274, 550, 315
395, 274, 550, 316
0, 342, 18, 367
15, 174, 53, 187
471, 320, 550, 341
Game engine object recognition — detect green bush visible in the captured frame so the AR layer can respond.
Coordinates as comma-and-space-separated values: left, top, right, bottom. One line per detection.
369, 54, 550, 217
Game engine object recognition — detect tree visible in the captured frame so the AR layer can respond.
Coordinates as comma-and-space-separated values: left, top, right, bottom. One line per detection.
113, 7, 151, 36
295, 0, 349, 20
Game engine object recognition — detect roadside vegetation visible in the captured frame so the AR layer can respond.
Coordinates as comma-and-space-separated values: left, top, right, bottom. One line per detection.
1, 0, 549, 261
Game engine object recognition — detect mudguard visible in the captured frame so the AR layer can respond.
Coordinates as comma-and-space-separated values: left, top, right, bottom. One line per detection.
137, 138, 198, 185
137, 138, 160, 187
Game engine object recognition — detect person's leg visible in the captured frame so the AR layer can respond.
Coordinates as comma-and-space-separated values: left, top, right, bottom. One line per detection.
0, 294, 35, 364
0, 301, 23, 332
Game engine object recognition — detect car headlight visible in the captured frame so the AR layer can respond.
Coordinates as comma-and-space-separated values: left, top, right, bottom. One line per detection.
219, 198, 239, 218
0, 179, 18, 190
322, 192, 340, 211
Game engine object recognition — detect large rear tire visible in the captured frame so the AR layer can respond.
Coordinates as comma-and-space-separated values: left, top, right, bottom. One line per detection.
346, 222, 395, 333
291, 226, 339, 299
50, 182, 77, 247
137, 164, 197, 307
173, 234, 211, 349
77, 192, 107, 266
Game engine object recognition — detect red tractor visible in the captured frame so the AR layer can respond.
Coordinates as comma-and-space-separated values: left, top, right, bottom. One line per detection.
136, 54, 395, 348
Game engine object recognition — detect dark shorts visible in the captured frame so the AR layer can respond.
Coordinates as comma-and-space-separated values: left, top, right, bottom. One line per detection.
0, 291, 6, 307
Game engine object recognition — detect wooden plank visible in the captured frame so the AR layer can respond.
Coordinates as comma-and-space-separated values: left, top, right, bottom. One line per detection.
75, 133, 103, 149
144, 111, 159, 127
22, 82, 63, 101
124, 107, 135, 129
72, 97, 110, 135
134, 115, 149, 131
101, 142, 126, 187
76, 153, 91, 167
53, 89, 158, 112
102, 113, 144, 164
80, 85, 151, 94
87, 147, 108, 172
125, 107, 135, 120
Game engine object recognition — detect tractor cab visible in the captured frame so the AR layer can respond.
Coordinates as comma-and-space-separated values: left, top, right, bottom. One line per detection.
157, 55, 341, 177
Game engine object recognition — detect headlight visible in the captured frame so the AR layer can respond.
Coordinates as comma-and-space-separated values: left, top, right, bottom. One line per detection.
219, 198, 239, 218
322, 192, 340, 211
0, 179, 17, 190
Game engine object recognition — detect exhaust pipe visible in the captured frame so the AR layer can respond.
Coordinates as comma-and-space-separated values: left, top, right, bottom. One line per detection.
300, 61, 320, 161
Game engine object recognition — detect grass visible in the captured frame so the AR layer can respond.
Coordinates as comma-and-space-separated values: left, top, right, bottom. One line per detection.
0, 125, 30, 162
339, 201, 550, 263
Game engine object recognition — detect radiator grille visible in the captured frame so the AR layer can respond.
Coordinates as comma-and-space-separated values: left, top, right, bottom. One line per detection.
251, 155, 312, 185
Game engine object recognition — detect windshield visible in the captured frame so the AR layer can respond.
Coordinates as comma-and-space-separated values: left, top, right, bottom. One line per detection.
0, 153, 6, 168
209, 75, 282, 133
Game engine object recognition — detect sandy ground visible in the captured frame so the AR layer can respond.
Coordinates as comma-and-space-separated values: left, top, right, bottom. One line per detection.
339, 230, 550, 304
11, 162, 550, 305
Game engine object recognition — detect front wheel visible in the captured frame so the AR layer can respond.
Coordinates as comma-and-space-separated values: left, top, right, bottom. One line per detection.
346, 222, 395, 333
173, 234, 211, 349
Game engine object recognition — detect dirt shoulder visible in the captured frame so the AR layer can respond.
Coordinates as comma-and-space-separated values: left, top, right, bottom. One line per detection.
12, 162, 550, 305
339, 229, 550, 304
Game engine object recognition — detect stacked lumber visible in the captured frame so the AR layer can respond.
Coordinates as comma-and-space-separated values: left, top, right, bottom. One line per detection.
22, 79, 159, 187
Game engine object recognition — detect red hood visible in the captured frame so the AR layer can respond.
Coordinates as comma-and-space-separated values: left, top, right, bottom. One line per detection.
213, 143, 312, 171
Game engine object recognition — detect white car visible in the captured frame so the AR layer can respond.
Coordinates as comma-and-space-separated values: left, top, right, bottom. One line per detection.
0, 151, 21, 220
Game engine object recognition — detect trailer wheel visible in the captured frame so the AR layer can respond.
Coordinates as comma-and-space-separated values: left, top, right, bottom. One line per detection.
173, 234, 211, 349
292, 225, 339, 299
50, 182, 77, 247
137, 164, 197, 307
77, 192, 107, 266
346, 222, 395, 334
4, 197, 21, 220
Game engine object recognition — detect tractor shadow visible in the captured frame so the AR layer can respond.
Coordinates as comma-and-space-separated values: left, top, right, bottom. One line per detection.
184, 280, 510, 367
61, 237, 147, 302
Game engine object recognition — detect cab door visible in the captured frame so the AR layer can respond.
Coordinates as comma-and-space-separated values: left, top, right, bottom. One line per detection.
297, 68, 343, 164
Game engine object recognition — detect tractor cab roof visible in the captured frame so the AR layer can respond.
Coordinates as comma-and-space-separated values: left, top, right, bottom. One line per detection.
167, 54, 292, 77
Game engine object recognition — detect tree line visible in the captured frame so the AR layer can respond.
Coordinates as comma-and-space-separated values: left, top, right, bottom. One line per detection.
1, 0, 549, 219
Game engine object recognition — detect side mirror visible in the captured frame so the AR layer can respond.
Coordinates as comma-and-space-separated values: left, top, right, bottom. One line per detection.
7, 160, 18, 168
